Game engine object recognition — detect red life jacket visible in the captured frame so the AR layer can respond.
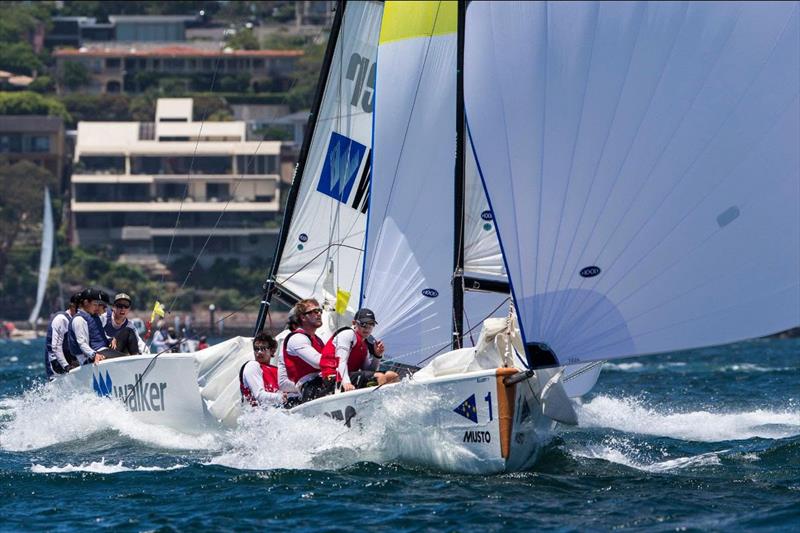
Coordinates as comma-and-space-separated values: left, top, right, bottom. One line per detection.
239, 361, 280, 406
282, 328, 324, 384
320, 327, 369, 381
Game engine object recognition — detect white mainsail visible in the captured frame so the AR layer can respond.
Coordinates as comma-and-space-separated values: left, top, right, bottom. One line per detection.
28, 187, 55, 326
465, 1, 800, 367
273, 1, 383, 316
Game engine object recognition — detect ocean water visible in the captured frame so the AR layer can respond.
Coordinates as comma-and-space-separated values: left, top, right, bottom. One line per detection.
0, 337, 797, 531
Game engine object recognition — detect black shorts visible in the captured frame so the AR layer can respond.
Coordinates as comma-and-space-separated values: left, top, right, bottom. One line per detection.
300, 376, 336, 403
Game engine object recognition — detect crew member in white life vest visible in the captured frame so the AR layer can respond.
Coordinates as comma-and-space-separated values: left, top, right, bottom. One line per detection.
240, 332, 299, 407
319, 308, 399, 392
277, 298, 327, 402
44, 291, 81, 379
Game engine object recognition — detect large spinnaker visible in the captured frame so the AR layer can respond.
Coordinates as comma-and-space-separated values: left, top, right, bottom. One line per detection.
362, 0, 458, 364
465, 1, 800, 368
271, 1, 383, 315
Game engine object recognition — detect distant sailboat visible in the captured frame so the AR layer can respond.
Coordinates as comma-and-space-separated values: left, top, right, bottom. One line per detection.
28, 187, 55, 333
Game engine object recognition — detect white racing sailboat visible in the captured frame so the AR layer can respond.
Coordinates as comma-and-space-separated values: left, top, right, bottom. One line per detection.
59, 1, 799, 474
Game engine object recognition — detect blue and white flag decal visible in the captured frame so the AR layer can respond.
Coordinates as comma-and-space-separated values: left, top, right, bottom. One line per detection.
93, 370, 112, 397
317, 131, 366, 204
454, 394, 478, 423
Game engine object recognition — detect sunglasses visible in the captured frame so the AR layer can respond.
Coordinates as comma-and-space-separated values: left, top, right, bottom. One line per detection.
357, 321, 376, 328
302, 308, 323, 316
115, 303, 130, 309
254, 346, 274, 353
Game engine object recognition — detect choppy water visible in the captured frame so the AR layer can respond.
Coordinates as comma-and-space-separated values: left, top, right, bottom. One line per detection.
0, 337, 797, 531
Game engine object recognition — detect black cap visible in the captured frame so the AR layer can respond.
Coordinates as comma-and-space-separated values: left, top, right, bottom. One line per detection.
69, 292, 82, 306
80, 287, 100, 302
99, 291, 111, 305
354, 308, 377, 325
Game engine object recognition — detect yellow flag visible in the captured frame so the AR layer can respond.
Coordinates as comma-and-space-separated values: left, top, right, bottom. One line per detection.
335, 289, 351, 315
150, 300, 166, 323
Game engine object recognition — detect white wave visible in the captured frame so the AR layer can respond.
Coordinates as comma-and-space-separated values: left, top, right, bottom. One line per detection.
604, 362, 644, 372
577, 395, 800, 442
9, 356, 18, 362
570, 438, 723, 473
31, 458, 186, 474
0, 384, 221, 452
210, 380, 490, 473
720, 363, 792, 373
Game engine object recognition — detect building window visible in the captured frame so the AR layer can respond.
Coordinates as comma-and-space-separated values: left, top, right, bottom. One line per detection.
206, 182, 230, 201
30, 136, 50, 153
75, 155, 125, 174
131, 156, 231, 175
106, 58, 121, 69
0, 134, 21, 153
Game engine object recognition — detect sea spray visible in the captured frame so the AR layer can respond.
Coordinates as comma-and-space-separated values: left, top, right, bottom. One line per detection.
576, 395, 800, 442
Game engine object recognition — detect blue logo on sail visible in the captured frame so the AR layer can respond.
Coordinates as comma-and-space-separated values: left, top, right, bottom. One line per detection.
317, 131, 366, 204
454, 394, 478, 423
92, 370, 113, 397
421, 288, 439, 298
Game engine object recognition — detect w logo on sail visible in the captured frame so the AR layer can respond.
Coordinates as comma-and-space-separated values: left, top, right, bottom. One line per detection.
93, 370, 113, 397
317, 131, 370, 213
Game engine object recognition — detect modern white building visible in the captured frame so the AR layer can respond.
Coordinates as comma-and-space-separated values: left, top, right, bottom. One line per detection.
71, 98, 282, 267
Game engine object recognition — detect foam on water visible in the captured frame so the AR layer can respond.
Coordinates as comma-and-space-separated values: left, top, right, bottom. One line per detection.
0, 384, 220, 452
30, 459, 186, 474
570, 436, 724, 473
577, 395, 800, 442
210, 380, 492, 473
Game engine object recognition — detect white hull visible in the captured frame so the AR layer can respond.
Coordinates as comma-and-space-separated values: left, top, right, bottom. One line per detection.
295, 367, 556, 473
59, 348, 560, 473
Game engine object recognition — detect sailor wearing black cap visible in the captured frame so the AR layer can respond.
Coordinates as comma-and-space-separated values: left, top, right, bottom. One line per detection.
43, 292, 82, 379
319, 308, 400, 392
102, 293, 146, 355
67, 288, 123, 364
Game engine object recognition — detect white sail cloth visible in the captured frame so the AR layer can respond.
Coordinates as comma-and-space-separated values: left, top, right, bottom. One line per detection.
363, 1, 458, 364
465, 1, 800, 367
275, 1, 383, 316
28, 188, 54, 325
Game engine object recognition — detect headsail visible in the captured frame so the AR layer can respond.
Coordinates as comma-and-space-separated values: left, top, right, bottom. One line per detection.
362, 0, 458, 363
264, 1, 383, 322
465, 1, 800, 367
28, 187, 55, 326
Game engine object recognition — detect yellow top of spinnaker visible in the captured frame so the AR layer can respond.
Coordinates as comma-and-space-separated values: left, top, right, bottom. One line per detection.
379, 1, 457, 44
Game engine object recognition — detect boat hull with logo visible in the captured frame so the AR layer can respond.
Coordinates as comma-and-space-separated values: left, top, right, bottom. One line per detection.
60, 353, 213, 435
293, 367, 556, 474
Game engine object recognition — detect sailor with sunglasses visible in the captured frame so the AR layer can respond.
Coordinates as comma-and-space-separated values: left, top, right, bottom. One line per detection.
103, 293, 147, 355
278, 298, 328, 402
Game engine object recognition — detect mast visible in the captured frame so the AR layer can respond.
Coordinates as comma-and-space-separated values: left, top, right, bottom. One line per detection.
451, 0, 466, 349
254, 0, 348, 335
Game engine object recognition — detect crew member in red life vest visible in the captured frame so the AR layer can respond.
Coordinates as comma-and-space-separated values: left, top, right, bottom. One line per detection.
277, 298, 328, 402
320, 308, 400, 392
240, 332, 299, 407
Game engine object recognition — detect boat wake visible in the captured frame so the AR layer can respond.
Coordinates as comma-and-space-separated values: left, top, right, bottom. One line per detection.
576, 395, 800, 442
569, 436, 725, 473
0, 384, 220, 452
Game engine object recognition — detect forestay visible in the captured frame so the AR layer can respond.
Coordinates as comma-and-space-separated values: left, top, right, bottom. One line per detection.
465, 1, 800, 367
274, 1, 383, 313
362, 0, 458, 364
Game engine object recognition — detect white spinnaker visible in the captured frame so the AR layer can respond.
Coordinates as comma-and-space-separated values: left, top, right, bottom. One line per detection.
464, 129, 504, 279
28, 187, 54, 325
362, 1, 457, 364
275, 1, 382, 312
465, 1, 800, 367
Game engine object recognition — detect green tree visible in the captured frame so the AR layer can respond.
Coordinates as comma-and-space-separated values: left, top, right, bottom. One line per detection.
226, 28, 260, 50
129, 93, 157, 121
192, 95, 231, 121
286, 40, 325, 110
0, 2, 51, 43
0, 42, 44, 76
0, 160, 55, 285
28, 75, 55, 94
60, 94, 131, 127
61, 61, 91, 91
0, 91, 71, 122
